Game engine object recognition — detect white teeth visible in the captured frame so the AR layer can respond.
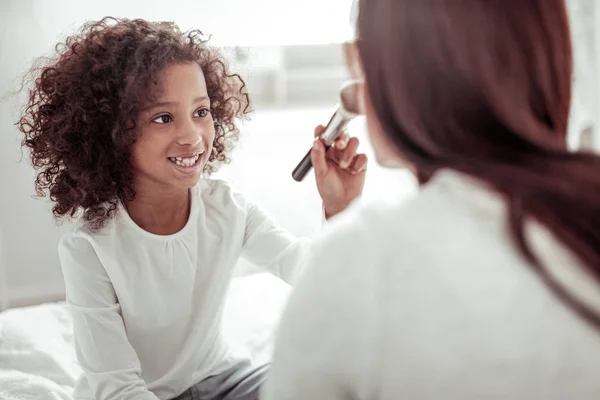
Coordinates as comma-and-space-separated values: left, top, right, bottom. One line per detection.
169, 154, 201, 168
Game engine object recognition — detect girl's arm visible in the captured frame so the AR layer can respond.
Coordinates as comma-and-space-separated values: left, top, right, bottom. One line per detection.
240, 200, 312, 283
59, 234, 159, 400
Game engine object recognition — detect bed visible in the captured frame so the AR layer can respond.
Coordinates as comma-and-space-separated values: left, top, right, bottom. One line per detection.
0, 272, 290, 400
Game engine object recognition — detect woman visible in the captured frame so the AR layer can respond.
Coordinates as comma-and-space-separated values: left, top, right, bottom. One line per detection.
263, 0, 600, 399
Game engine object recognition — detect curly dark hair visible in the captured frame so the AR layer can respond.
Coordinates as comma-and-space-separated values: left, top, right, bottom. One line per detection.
18, 17, 251, 230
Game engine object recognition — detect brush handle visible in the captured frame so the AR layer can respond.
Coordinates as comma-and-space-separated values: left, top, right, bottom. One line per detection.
291, 148, 314, 182
292, 109, 347, 182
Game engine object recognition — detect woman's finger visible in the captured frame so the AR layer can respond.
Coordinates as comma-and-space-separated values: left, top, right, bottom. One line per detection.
326, 133, 355, 166
348, 153, 368, 174
314, 125, 326, 138
338, 137, 360, 168
326, 137, 360, 169
333, 132, 350, 150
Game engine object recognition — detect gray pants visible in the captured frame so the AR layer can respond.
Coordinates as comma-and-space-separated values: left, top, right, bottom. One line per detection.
171, 361, 269, 400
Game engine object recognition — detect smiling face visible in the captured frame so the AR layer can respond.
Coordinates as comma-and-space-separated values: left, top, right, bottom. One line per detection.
131, 62, 215, 192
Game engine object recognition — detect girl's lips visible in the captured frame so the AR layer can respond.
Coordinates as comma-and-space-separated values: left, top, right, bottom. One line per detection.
168, 153, 203, 174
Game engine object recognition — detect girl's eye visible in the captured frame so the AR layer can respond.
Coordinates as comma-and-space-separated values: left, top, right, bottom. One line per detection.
152, 114, 173, 124
195, 108, 211, 118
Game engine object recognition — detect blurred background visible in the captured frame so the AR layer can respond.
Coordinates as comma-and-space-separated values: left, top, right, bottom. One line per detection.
0, 0, 598, 309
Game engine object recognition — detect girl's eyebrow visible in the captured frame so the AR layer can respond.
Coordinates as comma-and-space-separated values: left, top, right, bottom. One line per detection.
142, 96, 209, 112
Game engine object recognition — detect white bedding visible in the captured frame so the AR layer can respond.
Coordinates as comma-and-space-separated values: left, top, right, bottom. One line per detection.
0, 272, 290, 400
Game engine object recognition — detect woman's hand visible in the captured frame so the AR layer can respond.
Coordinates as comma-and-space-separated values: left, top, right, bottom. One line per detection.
311, 125, 368, 219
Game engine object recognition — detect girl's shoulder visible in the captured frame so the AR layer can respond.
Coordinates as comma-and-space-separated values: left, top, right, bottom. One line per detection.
58, 215, 112, 255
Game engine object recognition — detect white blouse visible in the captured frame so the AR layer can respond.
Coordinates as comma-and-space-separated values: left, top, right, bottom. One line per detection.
58, 179, 310, 400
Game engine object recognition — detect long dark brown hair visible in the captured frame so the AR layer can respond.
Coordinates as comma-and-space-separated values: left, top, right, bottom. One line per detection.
356, 0, 600, 329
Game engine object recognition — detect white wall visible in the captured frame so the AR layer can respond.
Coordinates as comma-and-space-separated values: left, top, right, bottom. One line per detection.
1, 0, 73, 307
3, 0, 353, 47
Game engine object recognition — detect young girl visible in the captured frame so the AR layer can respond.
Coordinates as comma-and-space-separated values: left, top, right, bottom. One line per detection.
18, 17, 367, 400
